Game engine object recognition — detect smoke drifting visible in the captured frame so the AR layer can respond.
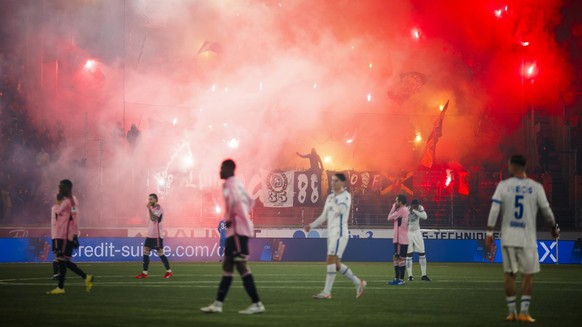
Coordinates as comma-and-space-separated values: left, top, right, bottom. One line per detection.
0, 0, 578, 226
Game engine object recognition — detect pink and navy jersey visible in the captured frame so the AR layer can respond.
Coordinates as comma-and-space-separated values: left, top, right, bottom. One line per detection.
53, 196, 79, 241
223, 176, 255, 238
388, 203, 409, 244
50, 205, 59, 239
147, 204, 164, 238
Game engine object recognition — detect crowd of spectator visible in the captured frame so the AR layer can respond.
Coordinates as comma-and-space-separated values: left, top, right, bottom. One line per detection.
0, 53, 65, 225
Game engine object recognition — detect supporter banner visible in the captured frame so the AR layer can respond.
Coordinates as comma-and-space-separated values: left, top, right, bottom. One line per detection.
327, 170, 388, 192
263, 170, 294, 207
293, 170, 320, 206
1, 237, 579, 264
261, 169, 321, 207
327, 170, 414, 196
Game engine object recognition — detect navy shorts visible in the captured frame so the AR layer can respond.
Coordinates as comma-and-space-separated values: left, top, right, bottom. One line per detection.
225, 235, 249, 258
54, 239, 74, 257
393, 243, 408, 258
144, 237, 164, 250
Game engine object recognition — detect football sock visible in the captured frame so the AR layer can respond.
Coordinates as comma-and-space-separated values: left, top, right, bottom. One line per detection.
520, 295, 531, 315
339, 263, 361, 286
419, 255, 427, 276
394, 261, 400, 279
506, 296, 517, 315
216, 274, 233, 302
323, 264, 336, 294
398, 264, 406, 280
160, 255, 171, 270
242, 273, 261, 303
52, 260, 59, 276
65, 261, 87, 279
58, 260, 67, 289
405, 257, 413, 277
143, 255, 150, 272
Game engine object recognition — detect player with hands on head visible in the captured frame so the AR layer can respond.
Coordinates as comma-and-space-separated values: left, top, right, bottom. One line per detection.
387, 194, 409, 285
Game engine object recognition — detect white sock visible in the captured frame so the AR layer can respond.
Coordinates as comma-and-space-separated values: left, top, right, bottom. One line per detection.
419, 255, 427, 276
213, 300, 223, 307
506, 296, 517, 315
166, 269, 172, 272
323, 264, 336, 294
520, 295, 531, 315
405, 257, 413, 277
142, 271, 148, 275
339, 263, 361, 286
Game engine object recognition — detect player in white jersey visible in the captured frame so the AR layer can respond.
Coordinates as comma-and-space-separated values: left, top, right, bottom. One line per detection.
486, 155, 559, 323
405, 199, 431, 281
305, 173, 366, 300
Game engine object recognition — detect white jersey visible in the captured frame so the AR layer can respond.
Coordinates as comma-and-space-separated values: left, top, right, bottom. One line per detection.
309, 189, 351, 238
408, 205, 427, 232
488, 177, 553, 248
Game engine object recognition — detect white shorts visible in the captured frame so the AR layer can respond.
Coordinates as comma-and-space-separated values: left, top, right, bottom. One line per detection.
501, 246, 540, 275
407, 230, 425, 254
327, 237, 349, 258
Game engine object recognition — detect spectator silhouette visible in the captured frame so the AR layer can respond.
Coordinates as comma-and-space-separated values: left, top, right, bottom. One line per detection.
126, 124, 141, 152
296, 148, 324, 173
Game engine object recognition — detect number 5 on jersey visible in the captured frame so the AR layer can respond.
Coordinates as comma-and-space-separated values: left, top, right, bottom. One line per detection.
514, 195, 524, 219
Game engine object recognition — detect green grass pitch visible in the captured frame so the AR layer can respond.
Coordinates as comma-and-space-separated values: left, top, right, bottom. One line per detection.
0, 262, 580, 326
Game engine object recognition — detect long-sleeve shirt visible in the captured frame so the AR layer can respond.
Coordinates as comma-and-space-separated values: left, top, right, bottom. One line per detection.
50, 205, 59, 239
147, 204, 164, 238
309, 189, 351, 238
53, 196, 79, 241
388, 203, 409, 244
223, 176, 255, 238
408, 205, 428, 232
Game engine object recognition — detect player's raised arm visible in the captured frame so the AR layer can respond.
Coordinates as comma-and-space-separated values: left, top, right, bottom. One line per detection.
413, 205, 427, 220
387, 203, 401, 221
147, 204, 160, 221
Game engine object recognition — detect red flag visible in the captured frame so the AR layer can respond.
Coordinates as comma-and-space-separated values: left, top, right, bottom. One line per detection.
419, 100, 449, 168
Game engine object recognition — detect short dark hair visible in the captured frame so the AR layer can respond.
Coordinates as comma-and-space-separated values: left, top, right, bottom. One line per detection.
222, 159, 236, 170
59, 179, 73, 197
334, 173, 347, 182
56, 193, 65, 201
60, 179, 73, 189
397, 194, 407, 204
149, 193, 158, 201
411, 199, 420, 205
510, 155, 527, 167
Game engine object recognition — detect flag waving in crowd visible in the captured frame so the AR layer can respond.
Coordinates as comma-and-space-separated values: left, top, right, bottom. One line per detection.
420, 100, 450, 168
